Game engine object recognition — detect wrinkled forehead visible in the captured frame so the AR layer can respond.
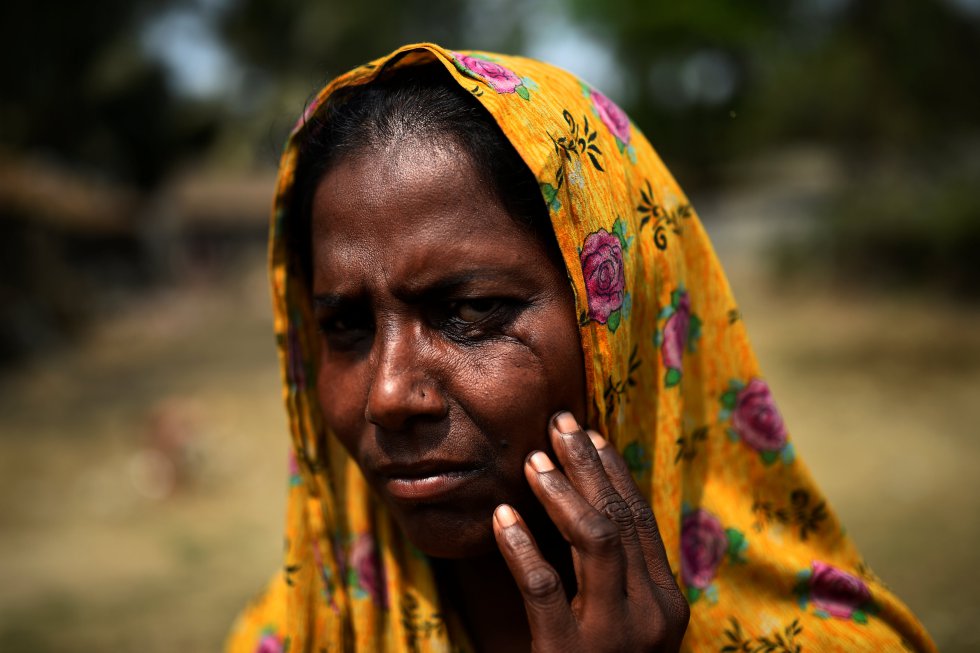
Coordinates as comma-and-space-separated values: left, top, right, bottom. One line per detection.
308, 137, 556, 297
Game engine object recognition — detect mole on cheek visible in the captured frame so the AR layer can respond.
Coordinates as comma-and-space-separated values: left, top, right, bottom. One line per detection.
498, 439, 509, 449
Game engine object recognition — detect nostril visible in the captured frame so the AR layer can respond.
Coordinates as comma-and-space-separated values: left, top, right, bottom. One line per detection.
365, 369, 447, 432
365, 328, 448, 430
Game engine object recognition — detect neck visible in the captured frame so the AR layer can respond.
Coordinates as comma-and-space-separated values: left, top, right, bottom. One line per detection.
433, 518, 574, 653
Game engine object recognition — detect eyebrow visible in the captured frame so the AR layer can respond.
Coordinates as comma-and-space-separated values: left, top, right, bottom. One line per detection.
312, 268, 534, 309
312, 294, 348, 310
399, 270, 523, 299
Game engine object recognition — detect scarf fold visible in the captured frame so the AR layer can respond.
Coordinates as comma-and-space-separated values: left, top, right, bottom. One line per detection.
227, 43, 936, 653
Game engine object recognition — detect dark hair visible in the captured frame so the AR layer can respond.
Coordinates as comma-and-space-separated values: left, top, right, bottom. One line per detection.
288, 63, 556, 283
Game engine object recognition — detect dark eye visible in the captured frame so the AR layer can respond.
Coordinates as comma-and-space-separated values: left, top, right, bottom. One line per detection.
437, 298, 523, 343
316, 310, 372, 349
320, 315, 357, 332
452, 298, 502, 323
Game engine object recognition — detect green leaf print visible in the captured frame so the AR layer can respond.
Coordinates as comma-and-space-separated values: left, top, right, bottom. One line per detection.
607, 309, 621, 332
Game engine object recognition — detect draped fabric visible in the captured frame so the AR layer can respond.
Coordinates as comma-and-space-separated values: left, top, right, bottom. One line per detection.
227, 43, 936, 653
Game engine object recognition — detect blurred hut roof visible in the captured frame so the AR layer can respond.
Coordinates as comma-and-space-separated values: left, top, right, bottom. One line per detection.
0, 151, 275, 235
0, 151, 138, 234
166, 166, 274, 228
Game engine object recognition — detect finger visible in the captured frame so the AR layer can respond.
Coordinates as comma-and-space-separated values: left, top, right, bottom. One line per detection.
525, 450, 626, 615
589, 431, 690, 645
493, 504, 576, 643
550, 413, 651, 597
550, 412, 632, 531
587, 430, 677, 594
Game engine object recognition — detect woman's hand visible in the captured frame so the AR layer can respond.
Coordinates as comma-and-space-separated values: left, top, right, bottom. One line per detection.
493, 411, 690, 652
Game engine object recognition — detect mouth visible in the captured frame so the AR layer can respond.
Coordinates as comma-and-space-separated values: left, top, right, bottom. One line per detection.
378, 461, 489, 503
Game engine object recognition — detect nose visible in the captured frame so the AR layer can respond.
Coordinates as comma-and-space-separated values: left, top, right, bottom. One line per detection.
365, 325, 448, 431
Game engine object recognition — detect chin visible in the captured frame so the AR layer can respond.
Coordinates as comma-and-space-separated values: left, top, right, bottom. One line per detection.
391, 504, 500, 559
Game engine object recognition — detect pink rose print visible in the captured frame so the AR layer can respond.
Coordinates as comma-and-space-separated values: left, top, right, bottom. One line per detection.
732, 378, 787, 452
255, 634, 283, 653
580, 229, 626, 324
591, 88, 631, 144
680, 509, 728, 590
661, 291, 691, 371
809, 561, 872, 619
350, 533, 387, 608
453, 52, 523, 94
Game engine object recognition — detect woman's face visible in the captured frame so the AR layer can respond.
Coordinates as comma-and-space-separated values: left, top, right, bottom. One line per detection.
309, 136, 586, 558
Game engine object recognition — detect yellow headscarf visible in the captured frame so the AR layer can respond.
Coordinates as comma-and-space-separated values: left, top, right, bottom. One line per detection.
227, 43, 936, 653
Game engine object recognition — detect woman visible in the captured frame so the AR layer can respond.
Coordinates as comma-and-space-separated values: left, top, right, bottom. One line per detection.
228, 44, 936, 652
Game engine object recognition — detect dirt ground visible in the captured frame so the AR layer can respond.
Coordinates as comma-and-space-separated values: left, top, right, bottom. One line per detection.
1, 180, 977, 651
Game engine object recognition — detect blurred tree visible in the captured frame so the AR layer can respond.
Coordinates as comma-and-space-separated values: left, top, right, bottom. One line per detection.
225, 0, 456, 77
0, 0, 225, 363
563, 0, 791, 185
564, 0, 980, 184
737, 0, 980, 160
217, 0, 530, 161
0, 0, 218, 189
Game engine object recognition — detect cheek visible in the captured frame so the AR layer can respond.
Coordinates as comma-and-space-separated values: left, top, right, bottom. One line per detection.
448, 345, 553, 442
529, 314, 587, 423
316, 353, 366, 456
448, 302, 585, 455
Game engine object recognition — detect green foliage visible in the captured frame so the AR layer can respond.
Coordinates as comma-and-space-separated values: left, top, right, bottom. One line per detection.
566, 0, 980, 188
735, 3, 980, 157
776, 162, 980, 297
0, 0, 218, 188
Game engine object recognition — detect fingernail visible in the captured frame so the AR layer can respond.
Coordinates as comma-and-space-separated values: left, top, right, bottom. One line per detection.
528, 451, 555, 473
554, 411, 578, 434
588, 431, 608, 450
495, 504, 517, 528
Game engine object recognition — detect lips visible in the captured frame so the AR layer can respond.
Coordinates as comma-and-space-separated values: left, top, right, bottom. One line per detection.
376, 460, 488, 502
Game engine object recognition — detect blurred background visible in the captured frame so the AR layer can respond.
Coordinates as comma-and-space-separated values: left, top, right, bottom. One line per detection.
1, 0, 978, 650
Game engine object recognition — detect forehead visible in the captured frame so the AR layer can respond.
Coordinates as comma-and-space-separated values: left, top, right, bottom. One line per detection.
309, 139, 555, 293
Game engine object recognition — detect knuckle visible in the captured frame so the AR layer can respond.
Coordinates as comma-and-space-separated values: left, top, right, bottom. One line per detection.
576, 512, 620, 552
521, 566, 563, 600
627, 495, 658, 531
595, 489, 633, 529
643, 604, 670, 644
645, 593, 691, 647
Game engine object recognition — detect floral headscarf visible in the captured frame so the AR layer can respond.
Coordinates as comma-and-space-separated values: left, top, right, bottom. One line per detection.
226, 43, 936, 653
